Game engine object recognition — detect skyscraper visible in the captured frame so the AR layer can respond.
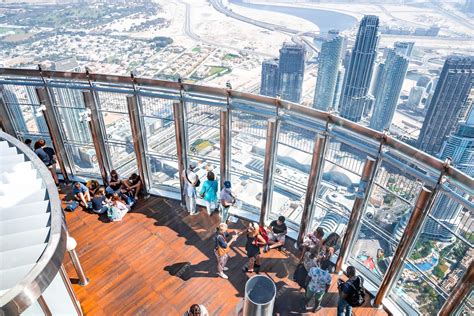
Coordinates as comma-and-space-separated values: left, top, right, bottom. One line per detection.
417, 56, 474, 155
393, 41, 414, 57
369, 48, 409, 131
407, 86, 425, 110
339, 15, 380, 122
278, 43, 305, 103
26, 86, 48, 133
260, 58, 279, 97
313, 30, 344, 111
332, 66, 345, 110
422, 110, 474, 242
1, 86, 28, 133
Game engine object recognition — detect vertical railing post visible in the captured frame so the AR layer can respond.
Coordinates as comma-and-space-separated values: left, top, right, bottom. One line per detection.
66, 234, 90, 286
0, 89, 17, 137
59, 264, 83, 316
173, 100, 188, 205
259, 117, 280, 226
373, 187, 434, 306
220, 106, 231, 189
297, 133, 328, 245
335, 156, 377, 272
438, 261, 474, 316
126, 94, 149, 193
82, 90, 110, 184
37, 294, 52, 316
35, 87, 70, 182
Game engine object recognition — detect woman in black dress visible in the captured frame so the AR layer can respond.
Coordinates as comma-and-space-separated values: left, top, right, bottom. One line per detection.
244, 222, 266, 273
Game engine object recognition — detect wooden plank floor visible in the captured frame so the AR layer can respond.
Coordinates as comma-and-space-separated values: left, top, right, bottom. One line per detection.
61, 194, 388, 316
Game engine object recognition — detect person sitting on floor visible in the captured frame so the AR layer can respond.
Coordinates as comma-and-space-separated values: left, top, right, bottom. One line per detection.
107, 193, 130, 221
299, 227, 325, 262
72, 182, 91, 208
106, 170, 123, 196
86, 179, 100, 196
91, 187, 109, 214
264, 216, 287, 252
123, 173, 142, 200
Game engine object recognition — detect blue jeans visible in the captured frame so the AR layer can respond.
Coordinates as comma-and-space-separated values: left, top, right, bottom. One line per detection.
337, 298, 352, 316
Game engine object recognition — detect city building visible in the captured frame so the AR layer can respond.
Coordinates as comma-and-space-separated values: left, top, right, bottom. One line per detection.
278, 42, 305, 103
260, 58, 279, 97
370, 48, 409, 131
422, 110, 474, 242
417, 56, 474, 155
407, 86, 425, 110
1, 87, 28, 133
394, 41, 414, 57
339, 15, 380, 122
332, 66, 345, 110
313, 30, 344, 111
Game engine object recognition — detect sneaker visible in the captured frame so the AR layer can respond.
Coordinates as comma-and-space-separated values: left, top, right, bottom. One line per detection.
190, 212, 198, 216
218, 272, 228, 279
223, 267, 229, 271
263, 245, 270, 253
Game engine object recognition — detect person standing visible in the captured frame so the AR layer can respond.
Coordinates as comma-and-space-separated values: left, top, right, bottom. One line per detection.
337, 266, 365, 316
24, 139, 32, 150
243, 222, 266, 273
183, 163, 199, 215
214, 223, 238, 279
305, 264, 332, 312
219, 181, 235, 223
34, 139, 59, 186
200, 171, 218, 215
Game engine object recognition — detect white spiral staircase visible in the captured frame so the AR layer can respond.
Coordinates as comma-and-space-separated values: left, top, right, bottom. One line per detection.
0, 131, 71, 315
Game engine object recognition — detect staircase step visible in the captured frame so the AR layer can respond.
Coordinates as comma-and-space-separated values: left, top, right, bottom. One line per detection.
0, 178, 42, 196
0, 227, 50, 252
0, 213, 51, 235
0, 264, 36, 291
0, 161, 32, 173
0, 154, 25, 164
0, 243, 47, 269
0, 146, 17, 156
0, 200, 49, 221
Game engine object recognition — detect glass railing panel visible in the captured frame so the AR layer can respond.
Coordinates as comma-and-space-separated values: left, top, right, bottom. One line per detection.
185, 102, 222, 192
1, 84, 49, 137
270, 122, 317, 228
230, 108, 268, 215
140, 96, 179, 192
64, 143, 101, 177
96, 91, 137, 177
348, 159, 425, 288
454, 290, 473, 316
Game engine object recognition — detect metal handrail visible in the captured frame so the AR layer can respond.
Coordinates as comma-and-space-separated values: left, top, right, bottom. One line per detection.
0, 131, 67, 314
1, 67, 472, 192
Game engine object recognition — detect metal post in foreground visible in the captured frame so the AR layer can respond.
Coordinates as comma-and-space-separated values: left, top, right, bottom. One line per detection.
35, 87, 70, 182
82, 90, 110, 184
126, 95, 149, 193
438, 260, 474, 316
297, 134, 328, 246
59, 264, 83, 316
37, 295, 52, 316
66, 235, 90, 286
335, 156, 377, 272
173, 100, 188, 204
243, 275, 276, 316
373, 187, 433, 307
259, 117, 280, 226
220, 107, 231, 190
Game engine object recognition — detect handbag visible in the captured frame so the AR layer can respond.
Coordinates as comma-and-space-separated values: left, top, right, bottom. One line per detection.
216, 234, 228, 257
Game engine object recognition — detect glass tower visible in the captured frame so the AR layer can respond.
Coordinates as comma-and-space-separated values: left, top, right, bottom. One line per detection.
278, 42, 305, 103
313, 30, 344, 111
2, 87, 28, 133
369, 48, 409, 131
417, 56, 474, 155
423, 110, 474, 242
339, 15, 380, 122
260, 58, 279, 97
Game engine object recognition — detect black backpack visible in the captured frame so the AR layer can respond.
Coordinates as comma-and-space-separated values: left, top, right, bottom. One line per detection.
346, 276, 365, 307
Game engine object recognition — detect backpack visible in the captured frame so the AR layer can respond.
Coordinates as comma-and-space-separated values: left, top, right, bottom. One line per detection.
346, 276, 365, 307
65, 201, 79, 212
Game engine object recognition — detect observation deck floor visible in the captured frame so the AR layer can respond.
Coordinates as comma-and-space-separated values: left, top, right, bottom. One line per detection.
62, 194, 388, 316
